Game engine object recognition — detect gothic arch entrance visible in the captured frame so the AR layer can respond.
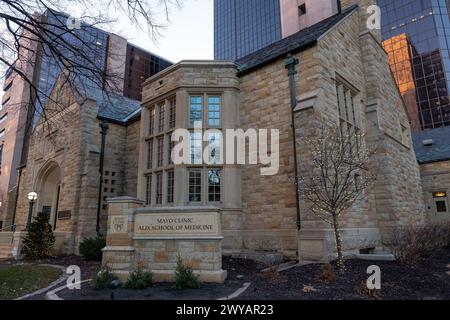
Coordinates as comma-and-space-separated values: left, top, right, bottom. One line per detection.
35, 162, 61, 230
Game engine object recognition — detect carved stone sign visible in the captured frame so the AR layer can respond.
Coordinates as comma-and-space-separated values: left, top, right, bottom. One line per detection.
134, 212, 219, 238
110, 216, 128, 234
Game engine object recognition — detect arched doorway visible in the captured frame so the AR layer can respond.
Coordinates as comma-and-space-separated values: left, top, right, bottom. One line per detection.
35, 162, 61, 230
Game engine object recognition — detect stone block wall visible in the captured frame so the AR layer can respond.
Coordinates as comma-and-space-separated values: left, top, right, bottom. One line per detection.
103, 198, 226, 283
238, 57, 299, 260
123, 120, 140, 198
420, 160, 450, 224
13, 77, 139, 254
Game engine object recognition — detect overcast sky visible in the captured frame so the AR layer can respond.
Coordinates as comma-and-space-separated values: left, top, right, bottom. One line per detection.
0, 0, 214, 100
115, 0, 214, 62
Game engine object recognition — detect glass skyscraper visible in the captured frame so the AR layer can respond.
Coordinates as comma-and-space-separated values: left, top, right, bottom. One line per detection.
38, 11, 110, 111
214, 0, 283, 60
379, 0, 450, 131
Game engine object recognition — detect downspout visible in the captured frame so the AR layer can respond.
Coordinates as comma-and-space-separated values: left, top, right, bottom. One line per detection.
285, 54, 302, 231
11, 164, 26, 231
96, 120, 109, 236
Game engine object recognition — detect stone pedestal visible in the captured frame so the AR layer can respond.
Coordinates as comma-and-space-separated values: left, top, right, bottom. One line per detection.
298, 228, 382, 262
103, 197, 227, 283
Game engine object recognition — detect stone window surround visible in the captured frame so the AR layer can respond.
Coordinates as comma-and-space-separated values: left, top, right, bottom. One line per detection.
147, 139, 153, 170
145, 175, 152, 205
185, 92, 224, 205
142, 90, 226, 208
188, 168, 202, 203
155, 172, 163, 205
157, 136, 164, 168
167, 169, 174, 204
145, 95, 177, 171
208, 168, 222, 202
158, 102, 166, 133
187, 167, 223, 206
148, 107, 155, 136
169, 98, 176, 129
188, 93, 223, 129
335, 78, 362, 131
432, 190, 449, 214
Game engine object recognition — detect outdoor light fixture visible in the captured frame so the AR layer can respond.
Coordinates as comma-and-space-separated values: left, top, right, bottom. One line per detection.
27, 192, 38, 202
433, 192, 447, 198
26, 191, 38, 227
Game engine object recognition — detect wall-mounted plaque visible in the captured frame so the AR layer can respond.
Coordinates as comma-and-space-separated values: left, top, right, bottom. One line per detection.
110, 216, 128, 234
58, 210, 72, 220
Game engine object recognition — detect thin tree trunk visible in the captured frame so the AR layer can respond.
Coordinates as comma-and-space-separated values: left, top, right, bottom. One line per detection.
332, 214, 345, 272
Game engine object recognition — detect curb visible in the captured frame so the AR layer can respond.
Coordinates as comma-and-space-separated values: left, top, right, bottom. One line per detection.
46, 279, 92, 300
217, 282, 251, 300
48, 279, 250, 301
15, 264, 67, 300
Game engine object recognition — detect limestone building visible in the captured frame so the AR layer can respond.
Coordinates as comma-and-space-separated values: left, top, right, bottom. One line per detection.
10, 78, 142, 254
1, 0, 429, 262
413, 127, 450, 224
136, 0, 426, 262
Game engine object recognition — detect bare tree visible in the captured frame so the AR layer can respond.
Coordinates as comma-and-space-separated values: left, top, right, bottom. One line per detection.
0, 0, 181, 132
298, 123, 376, 271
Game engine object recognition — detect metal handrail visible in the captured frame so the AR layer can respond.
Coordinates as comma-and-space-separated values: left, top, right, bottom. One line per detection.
0, 224, 25, 232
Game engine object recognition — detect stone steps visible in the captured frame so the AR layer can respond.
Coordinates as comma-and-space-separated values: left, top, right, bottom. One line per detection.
0, 244, 13, 259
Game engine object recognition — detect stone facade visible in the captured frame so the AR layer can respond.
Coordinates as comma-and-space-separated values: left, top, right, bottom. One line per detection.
420, 160, 450, 224
12, 77, 141, 255
3, 1, 432, 265
412, 126, 450, 225
103, 198, 226, 283
134, 1, 425, 263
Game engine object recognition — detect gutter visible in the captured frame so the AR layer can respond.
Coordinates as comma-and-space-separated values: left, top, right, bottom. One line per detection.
418, 157, 450, 165
10, 164, 27, 231
285, 54, 302, 230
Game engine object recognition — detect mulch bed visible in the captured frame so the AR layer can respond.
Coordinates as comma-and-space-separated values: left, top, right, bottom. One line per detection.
58, 281, 245, 300
238, 247, 450, 300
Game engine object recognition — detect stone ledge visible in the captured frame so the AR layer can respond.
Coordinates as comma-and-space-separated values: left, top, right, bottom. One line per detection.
102, 246, 135, 252
151, 269, 228, 284
107, 197, 145, 205
110, 269, 228, 284
135, 206, 221, 214
133, 236, 224, 241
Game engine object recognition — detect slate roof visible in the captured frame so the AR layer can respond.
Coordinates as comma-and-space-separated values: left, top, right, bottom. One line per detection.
412, 126, 450, 164
78, 85, 141, 125
235, 5, 358, 75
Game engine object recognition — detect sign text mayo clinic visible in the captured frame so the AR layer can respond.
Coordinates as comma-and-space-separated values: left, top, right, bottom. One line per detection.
133, 212, 220, 237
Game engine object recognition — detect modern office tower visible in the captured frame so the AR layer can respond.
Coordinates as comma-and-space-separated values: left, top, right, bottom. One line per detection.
123, 44, 172, 100
214, 0, 341, 60
214, 0, 283, 60
0, 10, 171, 226
379, 0, 450, 131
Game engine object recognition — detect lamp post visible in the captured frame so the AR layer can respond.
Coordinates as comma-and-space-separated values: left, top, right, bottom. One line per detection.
27, 192, 38, 227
